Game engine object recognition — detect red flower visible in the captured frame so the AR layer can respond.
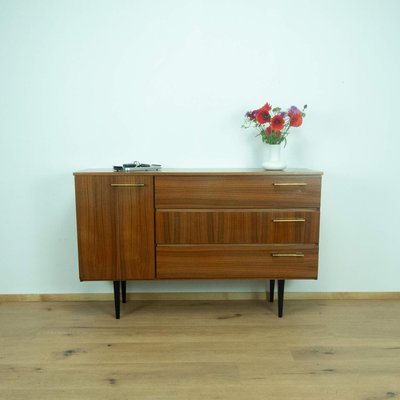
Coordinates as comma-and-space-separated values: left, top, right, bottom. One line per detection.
265, 126, 272, 136
289, 113, 303, 127
259, 102, 272, 112
256, 110, 271, 124
270, 115, 285, 131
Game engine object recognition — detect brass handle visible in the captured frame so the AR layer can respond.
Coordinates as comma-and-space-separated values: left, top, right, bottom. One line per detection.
110, 183, 145, 187
273, 182, 307, 186
272, 218, 306, 223
271, 253, 304, 257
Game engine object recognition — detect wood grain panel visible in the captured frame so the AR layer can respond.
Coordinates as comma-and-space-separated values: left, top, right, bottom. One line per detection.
155, 175, 321, 209
156, 210, 320, 244
74, 175, 155, 281
157, 245, 318, 279
75, 175, 117, 280
114, 176, 155, 280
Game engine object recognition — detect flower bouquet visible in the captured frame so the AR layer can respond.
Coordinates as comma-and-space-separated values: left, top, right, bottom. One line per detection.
242, 102, 307, 146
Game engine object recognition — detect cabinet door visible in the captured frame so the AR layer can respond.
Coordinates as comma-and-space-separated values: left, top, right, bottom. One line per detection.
113, 176, 155, 280
75, 175, 155, 281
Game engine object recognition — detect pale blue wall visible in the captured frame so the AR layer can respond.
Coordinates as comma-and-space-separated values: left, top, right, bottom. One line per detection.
1, 0, 399, 293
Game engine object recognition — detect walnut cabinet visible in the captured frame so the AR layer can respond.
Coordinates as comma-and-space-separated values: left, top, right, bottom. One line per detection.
74, 169, 323, 318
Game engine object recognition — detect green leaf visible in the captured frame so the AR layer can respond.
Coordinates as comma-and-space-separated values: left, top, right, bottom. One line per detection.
272, 107, 281, 113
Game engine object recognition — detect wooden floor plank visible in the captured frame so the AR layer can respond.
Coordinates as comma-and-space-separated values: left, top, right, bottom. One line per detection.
1, 299, 400, 400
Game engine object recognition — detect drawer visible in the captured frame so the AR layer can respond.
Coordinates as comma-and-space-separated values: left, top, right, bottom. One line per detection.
156, 210, 320, 244
155, 176, 321, 209
156, 245, 318, 279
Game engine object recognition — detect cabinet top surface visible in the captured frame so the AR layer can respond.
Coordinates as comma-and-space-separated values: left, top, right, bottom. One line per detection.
73, 168, 323, 176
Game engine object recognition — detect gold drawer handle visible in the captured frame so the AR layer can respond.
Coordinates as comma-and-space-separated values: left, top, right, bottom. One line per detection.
271, 253, 304, 257
273, 219, 306, 223
110, 183, 145, 187
273, 182, 307, 186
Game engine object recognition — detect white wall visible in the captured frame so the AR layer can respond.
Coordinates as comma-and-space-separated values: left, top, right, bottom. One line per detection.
1, 0, 399, 294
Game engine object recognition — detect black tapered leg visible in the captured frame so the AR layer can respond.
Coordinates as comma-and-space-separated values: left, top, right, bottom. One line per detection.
113, 281, 120, 319
269, 280, 275, 302
121, 281, 127, 304
277, 280, 285, 318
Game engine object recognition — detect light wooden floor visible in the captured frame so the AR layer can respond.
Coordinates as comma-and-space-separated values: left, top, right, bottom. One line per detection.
1, 299, 400, 400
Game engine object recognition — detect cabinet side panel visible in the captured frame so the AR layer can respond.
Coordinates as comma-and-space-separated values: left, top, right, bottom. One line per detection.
74, 176, 117, 281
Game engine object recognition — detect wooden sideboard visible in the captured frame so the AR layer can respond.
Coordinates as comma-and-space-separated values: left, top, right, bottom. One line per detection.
74, 168, 323, 318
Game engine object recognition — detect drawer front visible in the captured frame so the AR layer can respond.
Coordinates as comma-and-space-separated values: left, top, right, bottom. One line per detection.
157, 245, 318, 279
155, 176, 321, 209
156, 210, 320, 244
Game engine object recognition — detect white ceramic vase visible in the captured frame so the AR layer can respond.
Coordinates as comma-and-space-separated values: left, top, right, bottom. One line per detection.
262, 144, 286, 170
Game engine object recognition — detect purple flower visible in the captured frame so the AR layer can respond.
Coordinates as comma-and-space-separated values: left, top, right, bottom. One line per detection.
279, 111, 287, 117
288, 106, 301, 116
245, 110, 258, 120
